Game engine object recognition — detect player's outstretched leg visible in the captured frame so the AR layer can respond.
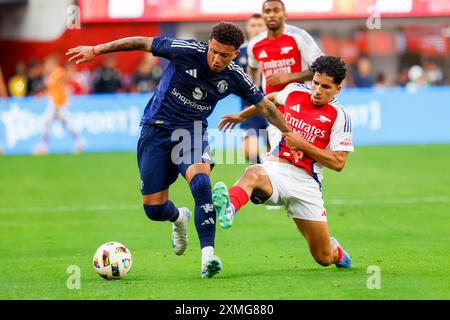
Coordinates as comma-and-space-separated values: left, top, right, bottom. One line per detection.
212, 182, 235, 229
330, 237, 352, 268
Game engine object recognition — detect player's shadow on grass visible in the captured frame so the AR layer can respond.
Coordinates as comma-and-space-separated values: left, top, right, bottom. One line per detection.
215, 266, 362, 280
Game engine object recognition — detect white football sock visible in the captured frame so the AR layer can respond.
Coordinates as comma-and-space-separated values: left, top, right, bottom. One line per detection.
174, 208, 184, 225
201, 246, 214, 266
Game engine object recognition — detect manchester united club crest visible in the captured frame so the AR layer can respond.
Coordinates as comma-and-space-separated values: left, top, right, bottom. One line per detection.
217, 80, 228, 93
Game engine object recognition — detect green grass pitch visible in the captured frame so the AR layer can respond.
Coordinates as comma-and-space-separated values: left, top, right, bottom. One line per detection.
1, 144, 449, 299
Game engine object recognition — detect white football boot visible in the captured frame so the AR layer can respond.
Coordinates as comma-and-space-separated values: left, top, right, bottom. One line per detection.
172, 207, 191, 255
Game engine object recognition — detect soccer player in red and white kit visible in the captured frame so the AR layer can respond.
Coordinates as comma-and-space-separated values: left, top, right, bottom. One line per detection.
247, 0, 324, 151
213, 56, 353, 268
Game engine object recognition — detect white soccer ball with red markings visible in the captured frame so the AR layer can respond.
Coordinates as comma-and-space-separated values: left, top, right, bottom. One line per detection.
93, 242, 132, 280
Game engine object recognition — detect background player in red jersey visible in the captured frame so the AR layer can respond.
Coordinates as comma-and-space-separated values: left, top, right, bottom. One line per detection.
213, 56, 353, 268
247, 0, 324, 153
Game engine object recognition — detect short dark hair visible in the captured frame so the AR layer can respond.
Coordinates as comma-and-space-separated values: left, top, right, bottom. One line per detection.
210, 21, 245, 49
262, 0, 285, 10
249, 13, 263, 20
311, 56, 347, 85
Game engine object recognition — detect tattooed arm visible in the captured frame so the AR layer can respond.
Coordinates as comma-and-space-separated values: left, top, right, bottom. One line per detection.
66, 37, 153, 64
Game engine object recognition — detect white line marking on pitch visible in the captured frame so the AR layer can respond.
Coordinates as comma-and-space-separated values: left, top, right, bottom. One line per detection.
0, 196, 448, 214
328, 196, 449, 205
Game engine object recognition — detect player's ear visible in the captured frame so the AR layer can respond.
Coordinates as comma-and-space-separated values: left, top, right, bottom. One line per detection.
234, 49, 240, 59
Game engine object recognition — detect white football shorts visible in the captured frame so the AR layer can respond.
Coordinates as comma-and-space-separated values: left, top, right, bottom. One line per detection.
258, 160, 327, 222
266, 124, 282, 154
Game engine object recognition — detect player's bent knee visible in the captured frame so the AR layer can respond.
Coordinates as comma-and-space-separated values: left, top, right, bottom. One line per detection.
143, 203, 170, 221
243, 165, 265, 183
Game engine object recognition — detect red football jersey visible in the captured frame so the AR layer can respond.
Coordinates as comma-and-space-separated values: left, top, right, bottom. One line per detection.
274, 83, 354, 182
247, 24, 323, 95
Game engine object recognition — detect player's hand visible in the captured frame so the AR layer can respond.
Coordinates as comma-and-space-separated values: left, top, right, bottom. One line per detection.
66, 46, 98, 64
282, 132, 304, 161
266, 74, 291, 86
218, 114, 243, 132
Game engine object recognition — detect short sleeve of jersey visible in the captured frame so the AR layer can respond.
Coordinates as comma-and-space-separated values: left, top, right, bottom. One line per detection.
232, 65, 264, 104
276, 83, 299, 105
151, 37, 205, 60
247, 34, 264, 69
329, 105, 354, 152
276, 83, 310, 105
289, 27, 323, 68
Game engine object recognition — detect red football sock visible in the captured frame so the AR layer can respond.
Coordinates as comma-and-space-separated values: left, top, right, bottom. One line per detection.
336, 245, 344, 263
229, 185, 249, 213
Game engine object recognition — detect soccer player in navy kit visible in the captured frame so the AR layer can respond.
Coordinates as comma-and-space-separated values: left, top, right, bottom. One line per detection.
66, 22, 291, 278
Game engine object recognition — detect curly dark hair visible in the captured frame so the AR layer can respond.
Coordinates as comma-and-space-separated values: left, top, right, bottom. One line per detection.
210, 21, 245, 49
311, 56, 347, 85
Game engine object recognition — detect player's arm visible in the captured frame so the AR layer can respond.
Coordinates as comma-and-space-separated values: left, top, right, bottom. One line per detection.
283, 132, 349, 171
246, 66, 261, 88
254, 97, 290, 133
218, 92, 279, 131
266, 70, 314, 86
66, 37, 154, 64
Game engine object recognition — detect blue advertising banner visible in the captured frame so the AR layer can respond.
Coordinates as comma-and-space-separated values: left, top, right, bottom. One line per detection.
0, 87, 449, 155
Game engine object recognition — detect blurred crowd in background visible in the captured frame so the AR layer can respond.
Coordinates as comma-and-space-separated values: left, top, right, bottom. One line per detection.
4, 50, 446, 99
5, 52, 164, 98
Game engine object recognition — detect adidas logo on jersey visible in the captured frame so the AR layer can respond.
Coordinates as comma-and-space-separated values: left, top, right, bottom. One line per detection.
289, 104, 301, 112
186, 69, 198, 78
258, 50, 268, 59
316, 115, 332, 123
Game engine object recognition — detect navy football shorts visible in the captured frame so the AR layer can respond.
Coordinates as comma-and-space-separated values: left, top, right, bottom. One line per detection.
137, 124, 214, 195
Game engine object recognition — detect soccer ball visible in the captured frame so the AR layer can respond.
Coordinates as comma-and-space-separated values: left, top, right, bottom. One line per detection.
92, 242, 132, 280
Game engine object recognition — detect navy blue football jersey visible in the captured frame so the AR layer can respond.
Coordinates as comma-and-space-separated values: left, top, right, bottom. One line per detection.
234, 41, 263, 111
234, 42, 249, 72
140, 37, 265, 131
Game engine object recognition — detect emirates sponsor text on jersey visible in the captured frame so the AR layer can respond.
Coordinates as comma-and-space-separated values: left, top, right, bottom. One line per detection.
261, 58, 297, 76
285, 112, 326, 143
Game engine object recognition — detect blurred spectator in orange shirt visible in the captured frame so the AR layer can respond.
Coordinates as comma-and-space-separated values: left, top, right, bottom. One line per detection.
34, 54, 84, 155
